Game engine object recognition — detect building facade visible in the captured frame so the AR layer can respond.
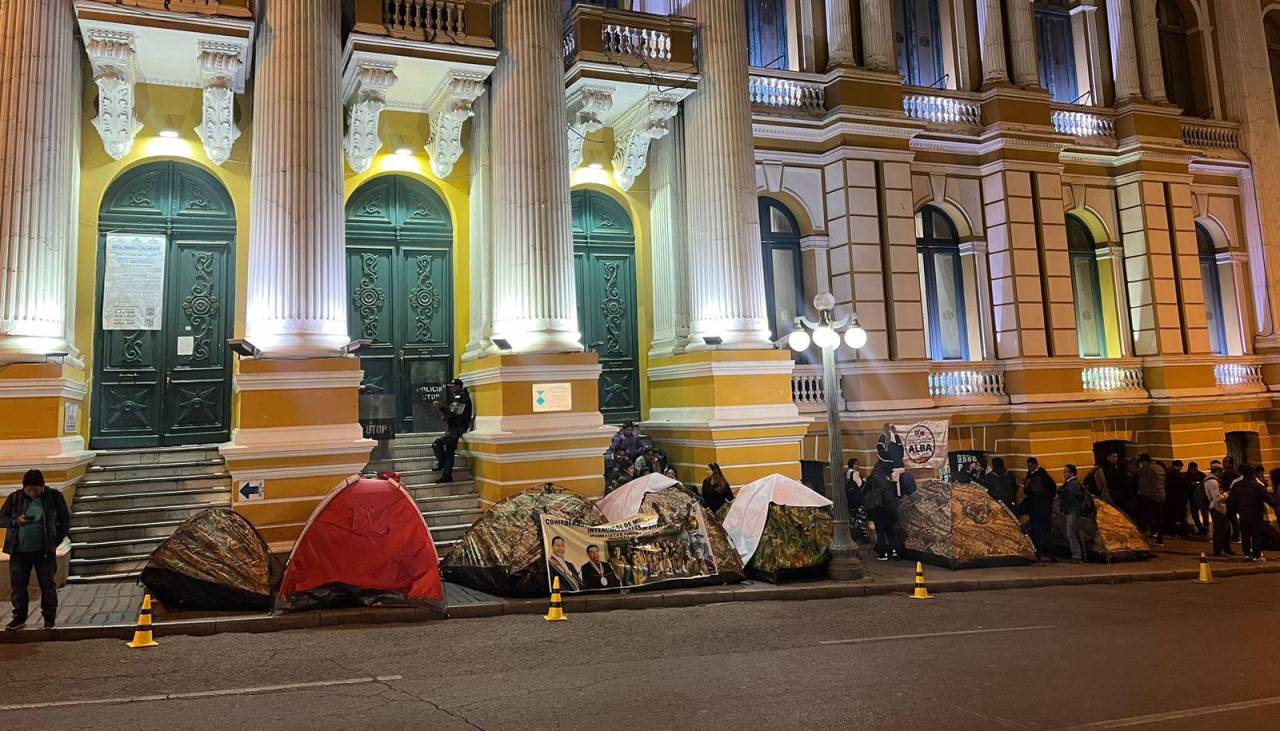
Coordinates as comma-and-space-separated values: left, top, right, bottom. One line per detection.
3, 0, 1280, 553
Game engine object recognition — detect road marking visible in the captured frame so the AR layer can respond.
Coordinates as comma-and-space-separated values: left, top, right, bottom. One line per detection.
818, 624, 1057, 646
0, 675, 404, 711
1069, 695, 1280, 729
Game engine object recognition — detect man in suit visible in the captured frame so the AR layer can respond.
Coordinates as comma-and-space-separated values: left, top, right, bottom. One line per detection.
547, 535, 580, 591
579, 544, 619, 589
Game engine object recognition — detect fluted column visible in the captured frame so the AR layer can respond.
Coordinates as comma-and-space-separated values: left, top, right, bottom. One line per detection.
463, 91, 496, 361
977, 0, 1010, 87
1132, 0, 1166, 102
1106, 0, 1143, 101
825, 0, 856, 69
859, 0, 896, 72
1007, 0, 1041, 88
0, 0, 80, 359
245, 0, 348, 357
648, 115, 690, 357
489, 0, 580, 353
680, 0, 771, 348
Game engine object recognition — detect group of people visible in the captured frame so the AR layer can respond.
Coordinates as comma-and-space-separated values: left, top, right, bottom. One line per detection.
843, 427, 920, 561
603, 422, 736, 513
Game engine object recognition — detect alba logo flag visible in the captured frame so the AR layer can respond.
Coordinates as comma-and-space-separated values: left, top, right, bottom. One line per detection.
891, 420, 950, 470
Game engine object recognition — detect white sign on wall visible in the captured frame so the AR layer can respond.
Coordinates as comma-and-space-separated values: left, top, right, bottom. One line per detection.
63, 402, 80, 435
102, 233, 166, 331
532, 383, 573, 413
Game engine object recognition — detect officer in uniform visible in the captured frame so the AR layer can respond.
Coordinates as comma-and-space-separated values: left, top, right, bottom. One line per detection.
433, 378, 473, 484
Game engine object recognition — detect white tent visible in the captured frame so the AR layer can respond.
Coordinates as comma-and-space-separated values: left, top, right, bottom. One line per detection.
721, 474, 832, 563
596, 472, 681, 522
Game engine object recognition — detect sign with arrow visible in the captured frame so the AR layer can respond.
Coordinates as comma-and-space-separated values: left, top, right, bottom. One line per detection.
238, 480, 264, 502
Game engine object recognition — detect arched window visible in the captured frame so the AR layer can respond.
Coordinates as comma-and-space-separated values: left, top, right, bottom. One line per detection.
759, 198, 805, 342
894, 0, 944, 87
746, 0, 789, 69
1035, 0, 1078, 103
1197, 224, 1227, 356
1267, 15, 1280, 123
1157, 0, 1195, 115
916, 206, 968, 361
1067, 217, 1108, 358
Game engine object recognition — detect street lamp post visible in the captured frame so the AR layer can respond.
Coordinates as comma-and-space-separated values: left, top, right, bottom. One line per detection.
788, 293, 868, 581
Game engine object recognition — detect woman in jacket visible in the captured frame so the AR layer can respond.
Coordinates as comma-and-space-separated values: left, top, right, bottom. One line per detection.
701, 463, 733, 513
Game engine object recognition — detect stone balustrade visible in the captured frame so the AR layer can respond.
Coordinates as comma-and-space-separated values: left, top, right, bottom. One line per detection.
791, 365, 827, 413
1052, 106, 1116, 141
902, 91, 981, 128
353, 0, 494, 47
928, 364, 1007, 404
1182, 119, 1242, 151
1081, 363, 1146, 393
747, 71, 824, 113
1214, 360, 1265, 391
563, 4, 696, 72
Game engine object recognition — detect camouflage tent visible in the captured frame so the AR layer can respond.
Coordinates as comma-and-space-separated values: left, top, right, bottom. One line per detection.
1052, 498, 1154, 562
441, 484, 606, 597
140, 508, 279, 611
720, 474, 833, 583
897, 479, 1036, 569
617, 485, 744, 586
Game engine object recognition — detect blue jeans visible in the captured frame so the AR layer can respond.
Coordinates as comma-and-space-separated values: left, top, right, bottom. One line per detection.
1065, 512, 1085, 561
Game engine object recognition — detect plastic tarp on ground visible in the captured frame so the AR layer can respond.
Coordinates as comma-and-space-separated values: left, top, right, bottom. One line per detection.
140, 508, 278, 611
897, 480, 1036, 569
720, 474, 833, 582
441, 484, 606, 597
597, 475, 744, 586
276, 475, 445, 613
1052, 499, 1154, 562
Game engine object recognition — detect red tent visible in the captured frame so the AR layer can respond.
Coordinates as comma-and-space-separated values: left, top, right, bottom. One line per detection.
276, 474, 445, 615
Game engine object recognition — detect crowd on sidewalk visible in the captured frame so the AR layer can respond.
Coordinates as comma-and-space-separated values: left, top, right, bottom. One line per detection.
601, 422, 737, 514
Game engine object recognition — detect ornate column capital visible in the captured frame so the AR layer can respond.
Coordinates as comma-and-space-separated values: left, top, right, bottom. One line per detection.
342, 61, 398, 174
426, 70, 487, 179
566, 85, 614, 172
611, 93, 679, 191
194, 41, 247, 166
85, 29, 141, 161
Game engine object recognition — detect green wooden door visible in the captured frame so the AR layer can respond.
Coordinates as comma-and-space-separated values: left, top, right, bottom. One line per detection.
346, 176, 454, 433
91, 162, 236, 449
572, 190, 640, 424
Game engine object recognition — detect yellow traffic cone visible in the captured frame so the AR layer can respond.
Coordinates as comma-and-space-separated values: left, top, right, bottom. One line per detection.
126, 594, 159, 648
544, 576, 568, 622
1194, 553, 1216, 584
910, 561, 932, 600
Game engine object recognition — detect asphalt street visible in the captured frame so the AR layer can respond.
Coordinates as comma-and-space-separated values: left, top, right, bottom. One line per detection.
2, 574, 1279, 730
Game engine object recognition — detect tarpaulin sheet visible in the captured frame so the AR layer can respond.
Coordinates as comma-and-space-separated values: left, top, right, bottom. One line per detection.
596, 472, 681, 523
140, 508, 278, 611
721, 474, 832, 564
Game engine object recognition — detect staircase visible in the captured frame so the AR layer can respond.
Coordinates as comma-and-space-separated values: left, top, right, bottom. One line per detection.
363, 433, 483, 559
68, 446, 232, 582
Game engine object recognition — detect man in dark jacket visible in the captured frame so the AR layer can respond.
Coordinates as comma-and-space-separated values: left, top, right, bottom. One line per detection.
2, 469, 70, 630
864, 461, 901, 560
1163, 460, 1192, 539
1019, 458, 1058, 562
981, 457, 1018, 509
432, 379, 473, 484
1059, 464, 1087, 563
1227, 465, 1278, 561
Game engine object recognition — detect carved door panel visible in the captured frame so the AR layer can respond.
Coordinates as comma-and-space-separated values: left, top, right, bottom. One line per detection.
397, 246, 452, 433
161, 238, 233, 445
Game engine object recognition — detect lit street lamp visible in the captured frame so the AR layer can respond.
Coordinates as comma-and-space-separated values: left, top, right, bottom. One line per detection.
789, 293, 867, 581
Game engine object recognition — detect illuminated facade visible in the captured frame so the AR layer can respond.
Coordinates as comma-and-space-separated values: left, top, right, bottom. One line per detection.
3, 0, 1280, 553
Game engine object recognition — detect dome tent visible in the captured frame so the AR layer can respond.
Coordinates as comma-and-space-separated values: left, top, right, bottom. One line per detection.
140, 508, 279, 611
896, 479, 1036, 569
719, 474, 833, 583
276, 475, 445, 614
1052, 498, 1154, 563
441, 483, 607, 597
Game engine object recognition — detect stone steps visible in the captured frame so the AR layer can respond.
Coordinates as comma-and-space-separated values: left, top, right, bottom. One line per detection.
364, 432, 482, 557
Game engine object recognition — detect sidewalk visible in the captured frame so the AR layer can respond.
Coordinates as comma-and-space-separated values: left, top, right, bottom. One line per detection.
4, 536, 1273, 644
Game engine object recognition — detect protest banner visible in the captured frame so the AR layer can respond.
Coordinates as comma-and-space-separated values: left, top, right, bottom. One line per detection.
891, 420, 950, 471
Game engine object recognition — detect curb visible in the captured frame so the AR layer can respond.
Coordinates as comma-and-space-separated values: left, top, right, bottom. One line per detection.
6, 562, 1279, 645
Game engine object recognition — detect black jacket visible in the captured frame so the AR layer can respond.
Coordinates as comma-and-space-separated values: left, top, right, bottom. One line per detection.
701, 478, 733, 513
580, 560, 619, 590
1019, 468, 1057, 520
440, 389, 473, 434
1, 487, 70, 556
1227, 479, 1278, 523
982, 470, 1018, 508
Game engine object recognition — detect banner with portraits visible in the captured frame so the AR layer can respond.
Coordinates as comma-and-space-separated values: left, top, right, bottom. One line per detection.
891, 419, 951, 471
540, 508, 718, 593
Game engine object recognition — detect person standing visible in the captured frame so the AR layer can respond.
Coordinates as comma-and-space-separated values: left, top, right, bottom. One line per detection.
1059, 464, 1087, 563
1164, 461, 1192, 539
864, 461, 901, 560
2, 470, 70, 631
700, 463, 734, 513
981, 457, 1019, 509
1186, 461, 1208, 536
1135, 454, 1165, 547
609, 421, 643, 459
1019, 458, 1058, 562
1203, 461, 1233, 557
432, 379, 472, 484
1228, 465, 1278, 562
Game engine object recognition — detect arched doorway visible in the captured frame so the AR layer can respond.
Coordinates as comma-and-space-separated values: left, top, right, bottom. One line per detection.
571, 189, 639, 424
345, 175, 454, 434
91, 161, 236, 449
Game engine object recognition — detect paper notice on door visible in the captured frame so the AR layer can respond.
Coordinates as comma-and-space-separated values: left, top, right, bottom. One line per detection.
102, 233, 166, 331
176, 336, 195, 357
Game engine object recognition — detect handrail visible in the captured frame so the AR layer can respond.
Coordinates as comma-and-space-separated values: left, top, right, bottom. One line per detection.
748, 70, 824, 113
352, 0, 495, 48
929, 363, 1007, 402
1182, 119, 1241, 151
563, 4, 697, 72
1051, 104, 1116, 141
902, 87, 981, 128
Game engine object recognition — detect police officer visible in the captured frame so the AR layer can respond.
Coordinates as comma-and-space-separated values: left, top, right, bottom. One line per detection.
433, 378, 473, 484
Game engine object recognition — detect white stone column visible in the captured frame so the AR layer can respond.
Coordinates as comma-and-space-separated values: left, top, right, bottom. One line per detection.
825, 0, 856, 69
463, 90, 497, 362
1007, 0, 1041, 88
1106, 0, 1142, 102
680, 0, 772, 349
1131, 0, 1166, 102
245, 0, 349, 357
859, 0, 896, 72
488, 0, 581, 353
976, 0, 1010, 87
648, 115, 690, 358
0, 0, 81, 359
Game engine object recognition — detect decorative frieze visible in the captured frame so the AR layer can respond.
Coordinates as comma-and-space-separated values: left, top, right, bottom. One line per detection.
194, 42, 245, 166
86, 30, 142, 161
611, 94, 678, 191
342, 61, 397, 174
566, 86, 614, 172
426, 70, 487, 179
